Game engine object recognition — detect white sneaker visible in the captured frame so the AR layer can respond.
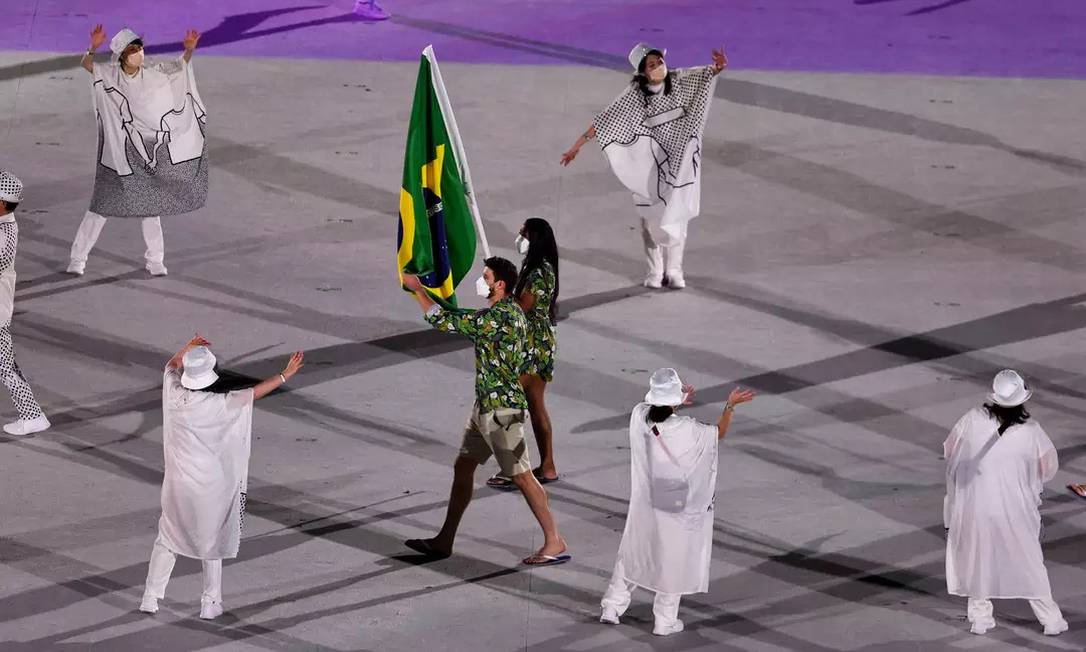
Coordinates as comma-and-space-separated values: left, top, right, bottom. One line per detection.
666, 273, 686, 289
65, 260, 85, 275
3, 415, 50, 436
970, 620, 994, 635
1044, 620, 1069, 636
139, 595, 158, 614
146, 262, 168, 276
599, 608, 620, 625
653, 620, 684, 636
199, 600, 223, 620
643, 275, 663, 289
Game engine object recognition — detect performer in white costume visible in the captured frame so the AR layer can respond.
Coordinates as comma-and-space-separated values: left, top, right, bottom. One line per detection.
562, 43, 727, 289
0, 171, 50, 437
140, 335, 303, 619
68, 24, 207, 277
600, 368, 754, 636
944, 369, 1068, 636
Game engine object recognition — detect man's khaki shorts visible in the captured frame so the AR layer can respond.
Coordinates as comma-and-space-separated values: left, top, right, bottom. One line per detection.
459, 404, 531, 477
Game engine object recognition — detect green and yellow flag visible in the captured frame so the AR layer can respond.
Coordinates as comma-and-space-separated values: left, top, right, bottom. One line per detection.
397, 46, 481, 306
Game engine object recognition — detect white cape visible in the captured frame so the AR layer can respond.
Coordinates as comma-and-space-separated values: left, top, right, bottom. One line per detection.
90, 58, 209, 217
158, 366, 253, 560
944, 407, 1059, 599
593, 67, 719, 240
615, 403, 719, 595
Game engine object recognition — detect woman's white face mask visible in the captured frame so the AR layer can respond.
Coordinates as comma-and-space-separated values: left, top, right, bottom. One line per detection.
647, 62, 667, 83
125, 49, 145, 68
515, 234, 530, 255
475, 275, 491, 298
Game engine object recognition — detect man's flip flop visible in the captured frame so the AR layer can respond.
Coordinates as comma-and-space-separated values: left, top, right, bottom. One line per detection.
1068, 484, 1086, 499
535, 474, 559, 485
404, 539, 451, 559
522, 553, 572, 567
486, 475, 515, 489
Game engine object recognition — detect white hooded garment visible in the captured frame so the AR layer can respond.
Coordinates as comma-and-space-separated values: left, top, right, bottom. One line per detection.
944, 407, 1059, 599
158, 366, 253, 560
616, 403, 719, 595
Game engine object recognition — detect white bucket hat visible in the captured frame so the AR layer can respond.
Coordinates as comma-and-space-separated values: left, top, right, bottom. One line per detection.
988, 369, 1032, 407
645, 368, 685, 406
110, 28, 142, 62
628, 42, 666, 70
181, 346, 219, 390
0, 170, 23, 204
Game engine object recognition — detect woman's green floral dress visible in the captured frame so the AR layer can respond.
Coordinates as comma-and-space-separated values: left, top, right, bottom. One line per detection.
521, 261, 557, 382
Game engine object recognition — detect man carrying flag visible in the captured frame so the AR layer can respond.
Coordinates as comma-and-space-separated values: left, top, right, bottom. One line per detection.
397, 47, 568, 566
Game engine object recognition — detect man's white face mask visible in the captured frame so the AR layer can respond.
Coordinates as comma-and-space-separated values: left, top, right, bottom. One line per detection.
647, 62, 667, 83
515, 235, 530, 255
475, 275, 491, 298
126, 49, 145, 68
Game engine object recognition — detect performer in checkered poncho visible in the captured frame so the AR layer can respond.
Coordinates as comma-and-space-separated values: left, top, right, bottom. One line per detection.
562, 43, 727, 289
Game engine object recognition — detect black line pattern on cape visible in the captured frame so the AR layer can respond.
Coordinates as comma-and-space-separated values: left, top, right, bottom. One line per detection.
89, 66, 210, 217
594, 67, 716, 206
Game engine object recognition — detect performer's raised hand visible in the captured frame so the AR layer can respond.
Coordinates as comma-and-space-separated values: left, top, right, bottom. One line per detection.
281, 351, 305, 380
401, 274, 423, 292
188, 333, 211, 348
681, 382, 696, 405
183, 29, 202, 52
711, 45, 728, 73
89, 24, 107, 50
726, 386, 755, 408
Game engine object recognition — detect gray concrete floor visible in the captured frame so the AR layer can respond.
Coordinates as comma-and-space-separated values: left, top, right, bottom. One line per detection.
1, 54, 1085, 651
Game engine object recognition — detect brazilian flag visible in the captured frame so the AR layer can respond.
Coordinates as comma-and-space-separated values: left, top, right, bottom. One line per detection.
397, 46, 477, 307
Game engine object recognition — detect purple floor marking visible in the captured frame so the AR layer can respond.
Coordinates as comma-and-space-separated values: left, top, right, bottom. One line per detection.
2, 0, 1085, 79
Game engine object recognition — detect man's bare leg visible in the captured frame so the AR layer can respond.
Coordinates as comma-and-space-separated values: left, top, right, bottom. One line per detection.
421, 455, 478, 554
511, 470, 566, 560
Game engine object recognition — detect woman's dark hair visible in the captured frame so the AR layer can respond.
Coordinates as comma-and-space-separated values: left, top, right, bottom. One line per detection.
983, 402, 1031, 436
484, 256, 519, 296
631, 49, 673, 106
197, 365, 260, 394
514, 218, 560, 325
1, 201, 17, 212
647, 405, 675, 423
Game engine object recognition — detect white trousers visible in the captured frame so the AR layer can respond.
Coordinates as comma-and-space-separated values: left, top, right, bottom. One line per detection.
967, 597, 1066, 630
143, 535, 223, 604
638, 213, 687, 283
70, 210, 165, 265
601, 558, 682, 629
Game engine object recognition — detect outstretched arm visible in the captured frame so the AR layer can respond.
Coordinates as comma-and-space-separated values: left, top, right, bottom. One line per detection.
81, 24, 107, 73
252, 351, 304, 400
402, 274, 437, 313
182, 29, 201, 63
560, 123, 596, 166
717, 387, 755, 439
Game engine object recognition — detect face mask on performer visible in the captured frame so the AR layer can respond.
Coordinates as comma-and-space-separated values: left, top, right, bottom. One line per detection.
515, 234, 530, 255
124, 48, 144, 68
475, 274, 492, 298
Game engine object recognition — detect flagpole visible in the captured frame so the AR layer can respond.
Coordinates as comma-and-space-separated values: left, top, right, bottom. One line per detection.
422, 45, 492, 259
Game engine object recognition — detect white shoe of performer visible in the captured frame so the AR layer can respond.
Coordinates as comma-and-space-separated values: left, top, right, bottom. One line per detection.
146, 262, 168, 276
653, 620, 684, 636
66, 260, 85, 276
139, 595, 159, 614
3, 415, 50, 436
600, 607, 621, 625
200, 600, 224, 620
